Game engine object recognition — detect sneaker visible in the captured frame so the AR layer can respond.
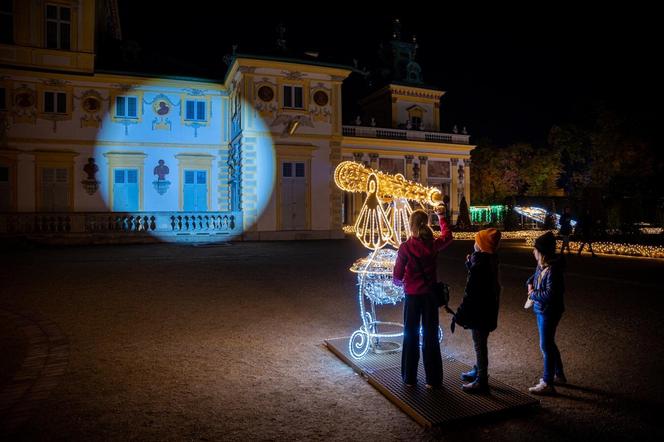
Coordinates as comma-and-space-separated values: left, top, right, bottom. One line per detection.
461, 365, 478, 382
462, 378, 489, 394
554, 373, 567, 384
425, 383, 442, 390
528, 378, 556, 395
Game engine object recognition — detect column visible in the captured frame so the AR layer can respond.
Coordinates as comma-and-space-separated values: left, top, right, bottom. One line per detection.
418, 156, 428, 186
218, 144, 231, 212
450, 158, 459, 223
463, 158, 471, 208
240, 137, 258, 232
369, 153, 379, 170
405, 155, 414, 180
329, 141, 343, 234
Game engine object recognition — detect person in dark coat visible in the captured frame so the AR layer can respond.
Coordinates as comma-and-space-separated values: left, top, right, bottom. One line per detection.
393, 206, 453, 389
576, 209, 597, 257
452, 228, 502, 393
525, 231, 567, 395
559, 206, 573, 254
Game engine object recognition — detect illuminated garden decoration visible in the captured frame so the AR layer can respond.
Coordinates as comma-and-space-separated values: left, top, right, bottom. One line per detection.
470, 205, 505, 225
513, 206, 577, 229
334, 161, 444, 358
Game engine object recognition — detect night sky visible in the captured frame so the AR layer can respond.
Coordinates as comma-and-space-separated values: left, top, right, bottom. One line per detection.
113, 7, 660, 148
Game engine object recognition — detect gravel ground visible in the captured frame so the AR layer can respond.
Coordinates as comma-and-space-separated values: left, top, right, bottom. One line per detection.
1, 239, 663, 441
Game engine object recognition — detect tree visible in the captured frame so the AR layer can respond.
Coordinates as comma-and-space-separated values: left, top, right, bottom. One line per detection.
471, 140, 562, 204
456, 196, 471, 230
503, 196, 520, 231
551, 103, 659, 202
549, 124, 592, 197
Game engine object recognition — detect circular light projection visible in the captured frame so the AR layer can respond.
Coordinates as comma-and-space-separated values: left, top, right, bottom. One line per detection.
91, 79, 275, 242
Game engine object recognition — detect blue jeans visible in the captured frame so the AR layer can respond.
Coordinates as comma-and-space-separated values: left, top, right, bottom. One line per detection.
536, 312, 564, 383
402, 294, 442, 386
471, 329, 489, 381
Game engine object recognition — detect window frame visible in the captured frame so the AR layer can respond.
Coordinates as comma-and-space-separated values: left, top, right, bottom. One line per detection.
45, 3, 72, 50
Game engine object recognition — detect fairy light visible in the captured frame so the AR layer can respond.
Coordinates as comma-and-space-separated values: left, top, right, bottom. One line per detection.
353, 173, 393, 250
514, 206, 577, 228
639, 227, 663, 235
334, 161, 447, 358
522, 236, 664, 259
470, 205, 505, 224
334, 161, 443, 206
343, 226, 664, 259
350, 249, 405, 304
348, 249, 406, 358
386, 197, 413, 248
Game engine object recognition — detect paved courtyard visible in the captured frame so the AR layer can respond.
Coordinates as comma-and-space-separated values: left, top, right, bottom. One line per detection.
1, 238, 663, 441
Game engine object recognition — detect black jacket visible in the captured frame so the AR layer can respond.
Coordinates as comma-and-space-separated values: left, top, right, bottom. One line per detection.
527, 255, 566, 316
559, 213, 572, 235
455, 252, 501, 332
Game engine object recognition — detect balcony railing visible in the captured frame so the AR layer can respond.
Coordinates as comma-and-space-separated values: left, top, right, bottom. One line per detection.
342, 125, 470, 144
0, 211, 243, 241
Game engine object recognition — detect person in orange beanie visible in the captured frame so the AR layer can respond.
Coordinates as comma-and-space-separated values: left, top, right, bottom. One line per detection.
452, 228, 502, 393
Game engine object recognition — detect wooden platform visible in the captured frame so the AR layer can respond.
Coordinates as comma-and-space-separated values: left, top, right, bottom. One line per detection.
325, 336, 538, 428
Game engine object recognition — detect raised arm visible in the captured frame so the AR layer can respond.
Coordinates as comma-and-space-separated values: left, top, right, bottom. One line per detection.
434, 212, 453, 252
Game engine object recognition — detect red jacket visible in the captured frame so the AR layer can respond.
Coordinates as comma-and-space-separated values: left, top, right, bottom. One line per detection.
392, 215, 453, 295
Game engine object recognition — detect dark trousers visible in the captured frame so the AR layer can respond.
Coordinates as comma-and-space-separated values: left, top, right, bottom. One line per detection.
536, 312, 565, 383
471, 329, 490, 381
402, 294, 443, 386
561, 235, 571, 254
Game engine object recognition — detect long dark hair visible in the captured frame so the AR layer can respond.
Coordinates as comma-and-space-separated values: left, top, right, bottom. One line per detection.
410, 210, 433, 242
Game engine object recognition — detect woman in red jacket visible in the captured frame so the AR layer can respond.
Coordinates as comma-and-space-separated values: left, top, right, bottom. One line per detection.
393, 206, 453, 388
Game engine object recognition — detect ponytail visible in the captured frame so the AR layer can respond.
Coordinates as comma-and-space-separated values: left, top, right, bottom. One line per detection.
410, 210, 433, 242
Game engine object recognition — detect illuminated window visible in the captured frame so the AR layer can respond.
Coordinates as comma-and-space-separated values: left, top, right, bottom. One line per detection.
283, 85, 303, 109
115, 96, 138, 118
0, 0, 13, 44
45, 4, 71, 50
40, 167, 69, 211
185, 99, 206, 122
43, 91, 67, 114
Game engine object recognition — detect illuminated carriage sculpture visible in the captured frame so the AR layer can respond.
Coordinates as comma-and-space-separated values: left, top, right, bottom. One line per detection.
334, 161, 446, 358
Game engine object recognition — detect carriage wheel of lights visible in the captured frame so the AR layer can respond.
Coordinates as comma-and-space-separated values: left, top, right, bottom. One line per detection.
335, 161, 445, 359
